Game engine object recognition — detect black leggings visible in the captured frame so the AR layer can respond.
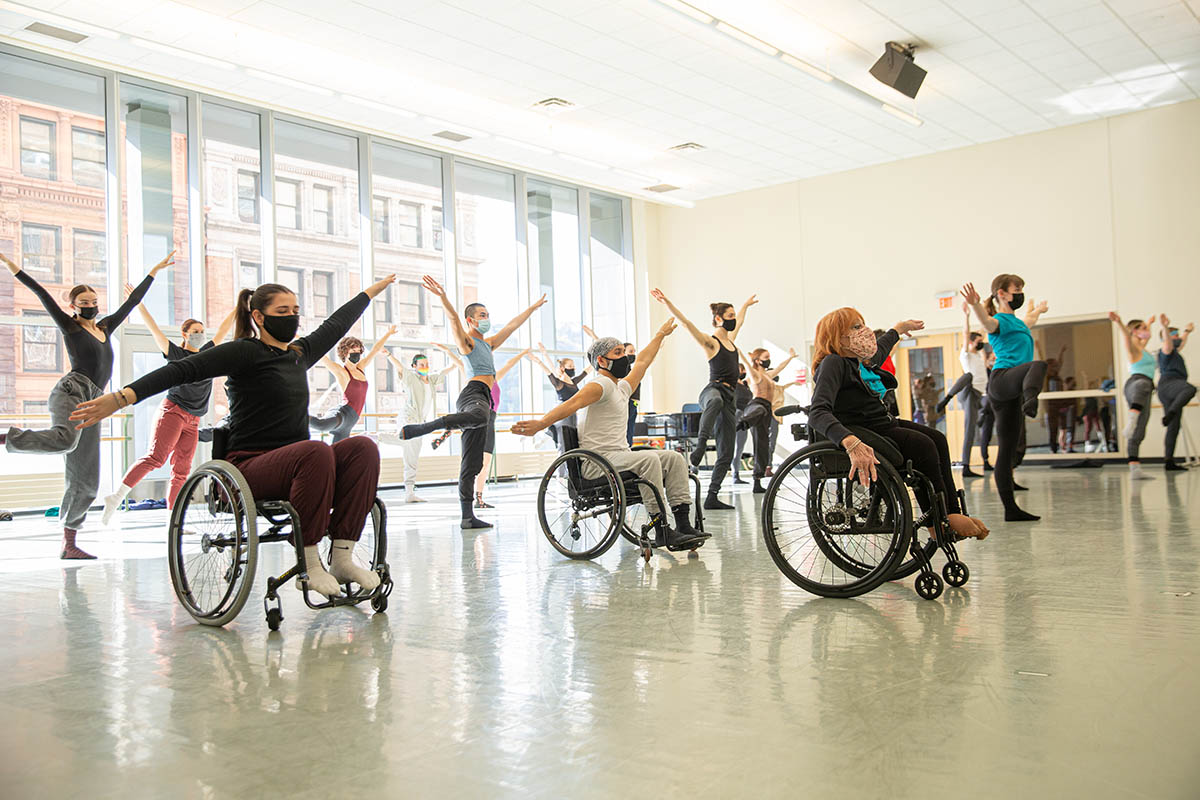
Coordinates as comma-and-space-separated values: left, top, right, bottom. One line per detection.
738, 397, 772, 478
309, 404, 360, 444
987, 361, 1047, 504
1158, 377, 1197, 462
691, 381, 736, 494
403, 380, 492, 511
881, 419, 962, 516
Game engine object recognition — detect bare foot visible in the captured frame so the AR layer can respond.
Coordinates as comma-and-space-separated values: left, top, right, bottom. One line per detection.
948, 513, 989, 540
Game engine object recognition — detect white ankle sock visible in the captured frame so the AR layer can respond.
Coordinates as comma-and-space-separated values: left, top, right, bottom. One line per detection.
328, 540, 381, 590
298, 545, 342, 597
101, 485, 132, 525
1130, 463, 1154, 481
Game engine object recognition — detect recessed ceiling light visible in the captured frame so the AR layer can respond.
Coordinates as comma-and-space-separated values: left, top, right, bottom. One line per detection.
24, 22, 87, 44
781, 54, 833, 83
559, 153, 609, 170
433, 130, 472, 142
644, 183, 681, 193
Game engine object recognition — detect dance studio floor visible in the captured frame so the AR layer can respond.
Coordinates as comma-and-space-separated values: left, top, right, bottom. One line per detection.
0, 468, 1197, 798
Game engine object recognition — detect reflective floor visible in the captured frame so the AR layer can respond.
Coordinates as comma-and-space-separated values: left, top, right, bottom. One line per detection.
1, 467, 1198, 798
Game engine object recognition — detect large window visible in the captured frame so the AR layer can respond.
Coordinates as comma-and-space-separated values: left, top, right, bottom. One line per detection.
19, 116, 56, 180
456, 164, 520, 332
589, 194, 632, 341
21, 223, 62, 282
71, 126, 105, 188
240, 261, 262, 290
72, 229, 106, 285
528, 180, 582, 351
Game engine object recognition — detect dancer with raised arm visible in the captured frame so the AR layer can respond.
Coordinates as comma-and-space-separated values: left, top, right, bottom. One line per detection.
472, 348, 530, 510
1, 250, 174, 559
308, 325, 396, 443
1108, 312, 1157, 479
650, 288, 757, 510
399, 276, 545, 529
737, 347, 799, 493
384, 343, 462, 503
102, 288, 237, 523
530, 342, 588, 446
1157, 314, 1196, 472
933, 302, 989, 476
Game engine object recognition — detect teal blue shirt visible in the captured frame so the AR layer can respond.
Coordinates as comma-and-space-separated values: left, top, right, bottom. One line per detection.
1130, 350, 1156, 380
991, 312, 1034, 369
859, 363, 887, 398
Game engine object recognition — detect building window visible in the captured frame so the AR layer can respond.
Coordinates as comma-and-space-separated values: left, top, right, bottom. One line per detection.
313, 271, 334, 317
20, 117, 56, 180
71, 127, 105, 188
432, 206, 443, 251
397, 201, 421, 248
21, 312, 62, 373
276, 179, 301, 230
237, 170, 260, 223
21, 223, 62, 282
372, 196, 390, 243
313, 185, 334, 235
395, 280, 424, 325
239, 260, 261, 290
278, 266, 304, 306
72, 230, 106, 285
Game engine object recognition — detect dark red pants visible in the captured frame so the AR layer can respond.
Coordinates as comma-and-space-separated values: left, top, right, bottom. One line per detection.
227, 437, 379, 546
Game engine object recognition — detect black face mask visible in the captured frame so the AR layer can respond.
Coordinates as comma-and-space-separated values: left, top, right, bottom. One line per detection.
260, 313, 300, 343
604, 355, 631, 379
563, 368, 576, 377
721, 318, 736, 332
759, 358, 771, 369
973, 341, 984, 351
76, 306, 99, 320
348, 352, 362, 364
1007, 292, 1025, 311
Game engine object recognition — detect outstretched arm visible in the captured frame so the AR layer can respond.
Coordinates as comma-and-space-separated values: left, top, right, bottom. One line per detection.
1179, 322, 1194, 352
961, 302, 973, 355
1108, 312, 1141, 362
129, 283, 171, 356
624, 318, 677, 392
432, 341, 465, 378
961, 283, 999, 333
512, 383, 603, 436
422, 275, 472, 353
768, 348, 797, 380
495, 348, 529, 381
3, 252, 75, 329
1160, 313, 1174, 354
385, 350, 406, 379
581, 324, 598, 342
1025, 299, 1049, 328
488, 295, 546, 350
212, 304, 237, 346
730, 294, 758, 340
106, 251, 174, 330
650, 288, 715, 354
360, 325, 397, 368
530, 343, 557, 377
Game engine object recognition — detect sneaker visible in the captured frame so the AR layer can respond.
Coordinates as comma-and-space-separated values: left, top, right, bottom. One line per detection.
1130, 464, 1154, 481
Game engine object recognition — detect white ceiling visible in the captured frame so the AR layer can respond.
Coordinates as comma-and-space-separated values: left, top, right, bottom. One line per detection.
2, 0, 1198, 204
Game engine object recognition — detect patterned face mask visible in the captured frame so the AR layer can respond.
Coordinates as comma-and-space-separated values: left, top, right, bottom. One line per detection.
844, 326, 877, 360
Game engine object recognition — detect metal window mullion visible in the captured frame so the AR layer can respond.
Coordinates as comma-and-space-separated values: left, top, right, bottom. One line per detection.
514, 169, 533, 434
358, 132, 375, 427
578, 187, 593, 339
262, 111, 276, 284
188, 91, 205, 321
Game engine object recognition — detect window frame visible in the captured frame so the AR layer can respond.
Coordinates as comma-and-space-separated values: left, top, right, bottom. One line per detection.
20, 310, 64, 374
313, 184, 335, 235
237, 169, 261, 224
19, 115, 57, 181
276, 177, 302, 230
70, 126, 105, 188
21, 222, 63, 283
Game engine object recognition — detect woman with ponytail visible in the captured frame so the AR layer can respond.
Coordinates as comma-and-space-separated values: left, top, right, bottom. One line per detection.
1107, 312, 1157, 480
1, 250, 173, 559
962, 275, 1049, 521
72, 275, 397, 597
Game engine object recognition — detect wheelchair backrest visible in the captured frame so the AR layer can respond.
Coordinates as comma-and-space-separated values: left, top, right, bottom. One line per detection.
554, 425, 587, 493
212, 427, 230, 460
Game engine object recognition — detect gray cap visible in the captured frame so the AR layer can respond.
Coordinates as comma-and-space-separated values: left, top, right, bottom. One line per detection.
587, 336, 624, 369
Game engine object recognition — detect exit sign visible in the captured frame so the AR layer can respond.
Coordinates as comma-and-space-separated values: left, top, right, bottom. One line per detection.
936, 291, 956, 309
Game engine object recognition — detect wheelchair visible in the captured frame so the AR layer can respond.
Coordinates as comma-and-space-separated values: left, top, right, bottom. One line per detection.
760, 406, 970, 600
166, 429, 393, 629
535, 424, 708, 562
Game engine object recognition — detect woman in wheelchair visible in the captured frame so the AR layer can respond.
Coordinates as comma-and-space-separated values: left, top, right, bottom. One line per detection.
513, 319, 709, 550
71, 276, 398, 597
809, 309, 989, 541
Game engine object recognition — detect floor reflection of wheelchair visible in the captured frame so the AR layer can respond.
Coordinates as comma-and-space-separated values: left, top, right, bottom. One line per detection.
166, 428, 393, 630
760, 406, 970, 600
536, 425, 706, 562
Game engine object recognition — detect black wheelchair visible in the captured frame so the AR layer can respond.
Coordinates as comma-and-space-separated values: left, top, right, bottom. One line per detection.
535, 425, 708, 562
760, 406, 970, 600
166, 429, 392, 629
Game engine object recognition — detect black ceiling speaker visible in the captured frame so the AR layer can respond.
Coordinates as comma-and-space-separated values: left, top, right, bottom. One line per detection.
870, 42, 926, 99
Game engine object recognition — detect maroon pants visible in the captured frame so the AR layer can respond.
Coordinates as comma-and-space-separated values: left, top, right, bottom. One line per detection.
227, 437, 379, 546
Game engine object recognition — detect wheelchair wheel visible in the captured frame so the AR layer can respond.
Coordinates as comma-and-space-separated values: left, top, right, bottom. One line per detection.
537, 450, 625, 560
168, 460, 259, 627
761, 443, 911, 598
320, 497, 387, 596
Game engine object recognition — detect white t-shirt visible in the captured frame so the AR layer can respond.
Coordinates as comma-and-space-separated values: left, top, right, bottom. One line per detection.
579, 375, 633, 454
960, 348, 988, 394
399, 370, 445, 422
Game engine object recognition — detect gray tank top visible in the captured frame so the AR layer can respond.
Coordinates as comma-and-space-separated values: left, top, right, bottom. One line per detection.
465, 336, 495, 378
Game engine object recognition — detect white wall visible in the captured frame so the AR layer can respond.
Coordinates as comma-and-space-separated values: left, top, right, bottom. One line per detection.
638, 99, 1200, 458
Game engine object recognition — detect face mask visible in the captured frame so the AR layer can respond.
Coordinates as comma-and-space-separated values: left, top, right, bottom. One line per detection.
1135, 330, 1150, 341
759, 358, 771, 369
563, 368, 576, 377
721, 318, 736, 332
1172, 337, 1182, 348
260, 313, 300, 343
739, 373, 747, 382
603, 355, 631, 379
1007, 292, 1025, 311
76, 306, 99, 320
186, 333, 206, 349
974, 341, 985, 351
348, 352, 362, 364
475, 318, 491, 335
845, 326, 878, 360
416, 367, 429, 377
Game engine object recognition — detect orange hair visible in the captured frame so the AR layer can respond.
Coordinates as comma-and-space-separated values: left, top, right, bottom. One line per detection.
812, 307, 865, 371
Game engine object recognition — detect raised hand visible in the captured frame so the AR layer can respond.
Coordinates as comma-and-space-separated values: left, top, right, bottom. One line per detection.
384, 324, 398, 337
742, 294, 759, 308
656, 317, 678, 338
894, 319, 925, 336
1186, 323, 1195, 334
366, 274, 397, 298
532, 293, 547, 308
1160, 313, 1170, 328
1032, 299, 1049, 315
124, 282, 137, 299
962, 300, 971, 315
650, 288, 668, 305
421, 275, 446, 298
149, 250, 176, 276
1107, 311, 1122, 324
0, 252, 19, 275
787, 346, 797, 357
960, 283, 981, 306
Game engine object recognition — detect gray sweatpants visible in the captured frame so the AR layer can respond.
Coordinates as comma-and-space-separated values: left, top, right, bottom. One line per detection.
1123, 374, 1154, 460
586, 449, 691, 515
6, 372, 103, 529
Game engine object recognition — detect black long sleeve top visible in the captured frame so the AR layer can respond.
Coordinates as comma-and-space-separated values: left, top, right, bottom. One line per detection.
127, 293, 371, 453
808, 328, 900, 446
16, 270, 154, 387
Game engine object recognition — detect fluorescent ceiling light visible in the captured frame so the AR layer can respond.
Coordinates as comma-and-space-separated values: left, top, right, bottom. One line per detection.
0, 1, 118, 38
245, 68, 334, 96
129, 37, 236, 70
342, 95, 417, 117
715, 22, 778, 55
495, 136, 553, 155
781, 53, 832, 83
656, 0, 713, 24
559, 153, 609, 170
881, 103, 923, 127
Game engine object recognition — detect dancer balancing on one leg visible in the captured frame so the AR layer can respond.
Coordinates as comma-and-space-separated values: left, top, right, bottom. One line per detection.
102, 288, 237, 524
308, 325, 396, 443
650, 288, 757, 510
1, 250, 174, 559
530, 342, 590, 447
513, 319, 708, 550
736, 347, 798, 494
472, 348, 531, 510
962, 275, 1049, 522
72, 275, 398, 596
933, 301, 989, 477
383, 343, 462, 503
1156, 314, 1196, 472
400, 275, 546, 529
1108, 311, 1157, 480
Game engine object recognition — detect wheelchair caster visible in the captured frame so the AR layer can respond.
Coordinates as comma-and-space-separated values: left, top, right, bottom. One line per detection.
371, 594, 388, 613
915, 572, 944, 600
265, 607, 283, 631
942, 561, 969, 587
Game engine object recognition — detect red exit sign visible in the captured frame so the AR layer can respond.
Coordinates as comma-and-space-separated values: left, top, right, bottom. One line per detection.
936, 291, 956, 309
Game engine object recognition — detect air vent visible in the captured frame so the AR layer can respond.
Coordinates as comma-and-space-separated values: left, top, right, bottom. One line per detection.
668, 142, 705, 152
643, 183, 681, 193
531, 97, 576, 113
433, 130, 472, 142
25, 22, 88, 43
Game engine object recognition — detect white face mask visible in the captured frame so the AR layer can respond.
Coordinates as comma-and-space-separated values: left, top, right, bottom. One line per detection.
186, 332, 206, 349
845, 327, 877, 360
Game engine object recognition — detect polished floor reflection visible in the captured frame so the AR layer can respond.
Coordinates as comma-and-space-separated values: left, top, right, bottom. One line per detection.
1, 468, 1198, 798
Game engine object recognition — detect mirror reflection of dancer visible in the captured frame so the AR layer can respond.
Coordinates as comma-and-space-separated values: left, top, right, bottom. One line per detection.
308, 325, 395, 444
736, 347, 798, 493
472, 349, 530, 510
1, 250, 173, 559
933, 301, 989, 477
400, 276, 545, 529
383, 343, 462, 503
1157, 314, 1196, 473
963, 275, 1049, 522
650, 288, 757, 510
102, 287, 237, 524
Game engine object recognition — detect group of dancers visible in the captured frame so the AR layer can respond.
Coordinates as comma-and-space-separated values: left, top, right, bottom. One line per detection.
2, 252, 1194, 579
